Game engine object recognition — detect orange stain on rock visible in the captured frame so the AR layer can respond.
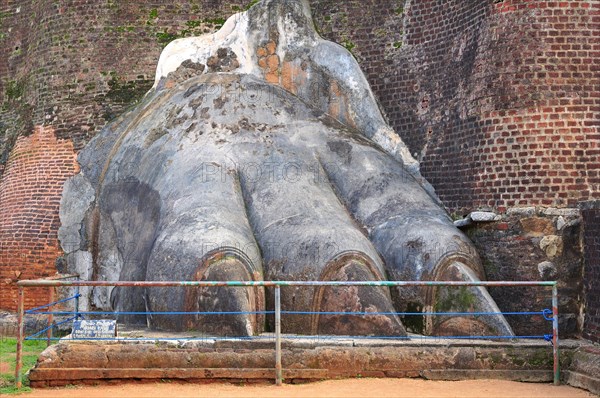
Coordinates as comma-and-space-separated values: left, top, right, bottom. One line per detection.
281, 61, 308, 95
266, 54, 280, 72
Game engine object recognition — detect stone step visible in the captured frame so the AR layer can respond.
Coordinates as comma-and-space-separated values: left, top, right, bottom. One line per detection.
563, 346, 600, 396
422, 369, 553, 382
30, 367, 560, 387
562, 370, 600, 396
569, 346, 600, 376
29, 367, 328, 384
28, 339, 574, 388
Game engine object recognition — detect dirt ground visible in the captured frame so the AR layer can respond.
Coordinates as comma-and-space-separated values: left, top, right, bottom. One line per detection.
24, 379, 594, 398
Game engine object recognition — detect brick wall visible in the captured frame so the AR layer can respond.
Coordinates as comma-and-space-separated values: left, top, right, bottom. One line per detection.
0, 0, 250, 160
311, 0, 599, 214
466, 208, 583, 337
581, 201, 600, 343
394, 0, 598, 214
0, 126, 78, 309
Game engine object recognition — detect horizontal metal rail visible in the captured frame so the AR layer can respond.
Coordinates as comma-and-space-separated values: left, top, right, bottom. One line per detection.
15, 280, 559, 388
24, 310, 548, 316
17, 280, 558, 287
41, 274, 80, 281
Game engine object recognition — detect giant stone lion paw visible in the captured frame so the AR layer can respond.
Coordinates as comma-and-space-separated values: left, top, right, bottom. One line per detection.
59, 0, 513, 338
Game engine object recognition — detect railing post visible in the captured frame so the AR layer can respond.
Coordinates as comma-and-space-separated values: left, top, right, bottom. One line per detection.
47, 287, 54, 347
275, 285, 282, 386
552, 283, 560, 386
15, 285, 25, 389
75, 285, 80, 320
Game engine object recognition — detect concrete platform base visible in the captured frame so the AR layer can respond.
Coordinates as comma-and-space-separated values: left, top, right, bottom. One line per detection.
29, 335, 585, 388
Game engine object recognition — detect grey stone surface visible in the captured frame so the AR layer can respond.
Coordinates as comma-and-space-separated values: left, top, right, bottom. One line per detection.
0, 310, 73, 337
543, 208, 580, 217
59, 0, 512, 337
66, 250, 93, 312
556, 216, 566, 231
454, 211, 500, 227
506, 207, 536, 217
454, 218, 472, 228
470, 211, 500, 222
537, 261, 557, 280
58, 174, 95, 254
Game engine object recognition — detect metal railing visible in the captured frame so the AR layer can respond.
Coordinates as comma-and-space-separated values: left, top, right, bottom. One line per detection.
14, 279, 560, 388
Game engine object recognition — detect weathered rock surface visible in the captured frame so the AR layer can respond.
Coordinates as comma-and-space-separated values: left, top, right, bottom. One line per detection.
29, 338, 586, 387
466, 209, 583, 337
564, 346, 600, 396
59, 0, 512, 337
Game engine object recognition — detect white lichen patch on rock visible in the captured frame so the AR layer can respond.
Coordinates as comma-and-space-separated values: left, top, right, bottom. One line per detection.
154, 14, 255, 86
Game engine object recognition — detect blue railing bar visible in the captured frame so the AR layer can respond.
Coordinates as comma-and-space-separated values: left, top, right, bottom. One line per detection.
27, 310, 277, 316
280, 310, 548, 317
285, 335, 549, 341
25, 310, 549, 317
23, 334, 549, 342
24, 294, 81, 314
17, 280, 558, 288
543, 308, 555, 320
25, 316, 77, 339
26, 336, 278, 342
14, 278, 561, 390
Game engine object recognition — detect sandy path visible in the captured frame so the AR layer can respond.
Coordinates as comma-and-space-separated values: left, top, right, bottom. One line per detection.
24, 379, 594, 398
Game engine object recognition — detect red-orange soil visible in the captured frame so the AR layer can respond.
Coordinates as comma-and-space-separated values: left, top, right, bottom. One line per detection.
25, 379, 593, 398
